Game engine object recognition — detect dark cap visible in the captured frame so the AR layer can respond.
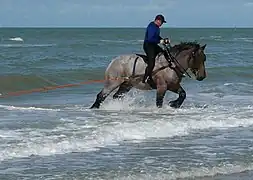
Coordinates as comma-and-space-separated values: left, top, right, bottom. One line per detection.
155, 14, 166, 23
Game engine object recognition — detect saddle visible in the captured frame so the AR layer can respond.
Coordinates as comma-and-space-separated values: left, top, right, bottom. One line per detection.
135, 49, 171, 65
135, 54, 149, 64
133, 49, 173, 89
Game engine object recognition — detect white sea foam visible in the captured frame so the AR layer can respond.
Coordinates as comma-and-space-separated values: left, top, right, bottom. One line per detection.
0, 44, 56, 48
100, 39, 143, 44
9, 37, 24, 42
0, 105, 60, 112
116, 163, 253, 180
0, 95, 253, 161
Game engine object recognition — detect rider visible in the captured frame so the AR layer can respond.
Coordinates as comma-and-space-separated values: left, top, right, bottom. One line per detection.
142, 14, 170, 84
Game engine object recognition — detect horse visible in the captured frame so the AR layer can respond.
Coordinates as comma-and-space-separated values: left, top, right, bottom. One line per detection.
90, 41, 207, 109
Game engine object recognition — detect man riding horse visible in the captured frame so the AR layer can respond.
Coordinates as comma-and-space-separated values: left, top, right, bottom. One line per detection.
90, 14, 207, 109
142, 14, 171, 87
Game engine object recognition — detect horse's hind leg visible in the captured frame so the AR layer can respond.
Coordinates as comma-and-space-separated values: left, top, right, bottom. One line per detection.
113, 81, 132, 99
90, 90, 106, 109
90, 79, 123, 109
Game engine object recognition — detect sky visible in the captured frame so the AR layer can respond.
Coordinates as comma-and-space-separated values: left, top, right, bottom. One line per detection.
0, 0, 253, 27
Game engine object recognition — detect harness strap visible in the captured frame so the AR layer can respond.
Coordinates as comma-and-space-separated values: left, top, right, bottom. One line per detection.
164, 46, 192, 78
130, 48, 191, 80
132, 56, 139, 76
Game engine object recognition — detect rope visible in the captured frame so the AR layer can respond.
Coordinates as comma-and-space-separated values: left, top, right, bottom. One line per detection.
0, 79, 107, 98
0, 76, 134, 98
0, 48, 191, 99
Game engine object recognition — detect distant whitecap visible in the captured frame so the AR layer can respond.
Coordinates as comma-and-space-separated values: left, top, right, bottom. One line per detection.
9, 37, 24, 42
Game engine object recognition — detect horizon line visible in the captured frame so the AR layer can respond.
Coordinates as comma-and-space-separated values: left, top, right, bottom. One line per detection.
0, 26, 252, 28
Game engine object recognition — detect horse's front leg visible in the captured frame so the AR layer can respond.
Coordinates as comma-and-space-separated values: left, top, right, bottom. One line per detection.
156, 78, 167, 108
169, 85, 186, 108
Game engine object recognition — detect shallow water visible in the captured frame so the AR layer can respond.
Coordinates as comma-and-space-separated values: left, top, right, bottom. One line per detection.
0, 28, 253, 179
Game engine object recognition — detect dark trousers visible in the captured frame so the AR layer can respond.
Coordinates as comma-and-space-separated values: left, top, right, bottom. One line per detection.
142, 42, 164, 82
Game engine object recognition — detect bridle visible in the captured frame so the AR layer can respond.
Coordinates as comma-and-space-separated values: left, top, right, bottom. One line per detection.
162, 44, 198, 79
131, 44, 200, 80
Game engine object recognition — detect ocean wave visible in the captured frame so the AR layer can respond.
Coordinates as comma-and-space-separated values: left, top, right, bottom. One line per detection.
234, 37, 253, 42
0, 105, 60, 112
116, 162, 253, 180
210, 35, 222, 39
199, 36, 253, 43
0, 43, 56, 48
100, 39, 143, 44
8, 37, 24, 42
0, 98, 253, 161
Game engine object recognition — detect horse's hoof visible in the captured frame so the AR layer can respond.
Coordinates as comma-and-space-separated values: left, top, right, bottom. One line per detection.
90, 103, 100, 109
156, 99, 163, 108
169, 101, 180, 108
156, 104, 162, 108
90, 106, 97, 109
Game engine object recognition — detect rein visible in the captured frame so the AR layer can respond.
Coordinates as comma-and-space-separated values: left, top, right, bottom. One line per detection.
130, 44, 197, 80
162, 44, 193, 79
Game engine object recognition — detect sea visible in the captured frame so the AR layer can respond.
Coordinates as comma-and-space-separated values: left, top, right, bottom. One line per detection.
0, 28, 253, 180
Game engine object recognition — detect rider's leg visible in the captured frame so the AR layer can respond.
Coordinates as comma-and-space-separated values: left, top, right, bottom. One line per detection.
143, 43, 156, 83
146, 48, 156, 81
142, 43, 149, 83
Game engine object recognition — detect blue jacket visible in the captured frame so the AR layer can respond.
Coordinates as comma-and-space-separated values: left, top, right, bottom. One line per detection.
144, 22, 162, 44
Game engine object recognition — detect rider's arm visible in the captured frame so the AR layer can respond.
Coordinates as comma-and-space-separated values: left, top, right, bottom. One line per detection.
146, 24, 161, 44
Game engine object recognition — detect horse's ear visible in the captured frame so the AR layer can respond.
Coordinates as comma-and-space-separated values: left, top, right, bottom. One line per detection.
201, 44, 206, 50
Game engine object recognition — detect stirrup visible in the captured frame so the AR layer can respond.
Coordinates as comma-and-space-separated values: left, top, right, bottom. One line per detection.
142, 76, 148, 83
147, 77, 157, 89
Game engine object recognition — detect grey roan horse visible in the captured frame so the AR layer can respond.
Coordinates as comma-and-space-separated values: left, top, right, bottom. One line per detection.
90, 41, 207, 109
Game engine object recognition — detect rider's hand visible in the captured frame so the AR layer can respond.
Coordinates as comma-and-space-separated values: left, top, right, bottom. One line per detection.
160, 38, 170, 45
164, 38, 170, 44
160, 39, 165, 44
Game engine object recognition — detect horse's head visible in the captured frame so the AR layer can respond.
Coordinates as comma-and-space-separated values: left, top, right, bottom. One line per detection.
188, 44, 207, 81
171, 42, 207, 81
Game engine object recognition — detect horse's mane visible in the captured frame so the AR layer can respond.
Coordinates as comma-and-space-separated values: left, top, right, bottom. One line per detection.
170, 41, 201, 53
